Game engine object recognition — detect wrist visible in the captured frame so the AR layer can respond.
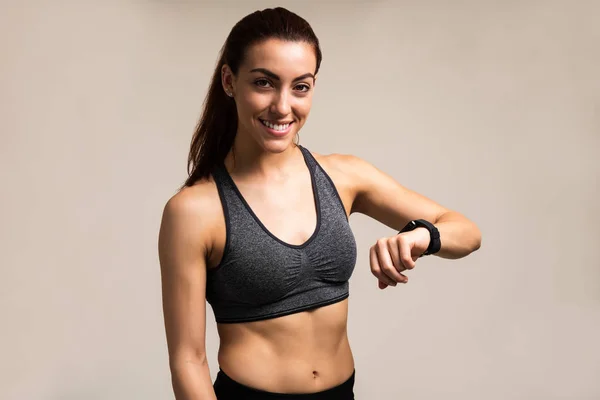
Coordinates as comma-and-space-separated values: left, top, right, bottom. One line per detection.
413, 227, 431, 252
398, 219, 441, 256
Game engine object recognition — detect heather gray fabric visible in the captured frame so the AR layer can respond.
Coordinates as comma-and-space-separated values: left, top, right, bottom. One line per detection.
206, 145, 357, 323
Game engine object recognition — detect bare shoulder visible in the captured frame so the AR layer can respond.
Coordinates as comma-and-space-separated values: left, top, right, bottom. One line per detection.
306, 150, 370, 216
309, 150, 369, 176
315, 149, 392, 189
165, 179, 220, 217
309, 150, 371, 188
159, 177, 223, 257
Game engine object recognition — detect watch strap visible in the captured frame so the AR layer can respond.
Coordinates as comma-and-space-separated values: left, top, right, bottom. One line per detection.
398, 219, 441, 256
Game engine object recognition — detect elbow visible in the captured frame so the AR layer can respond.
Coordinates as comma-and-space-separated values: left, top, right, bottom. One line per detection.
169, 351, 209, 373
453, 221, 482, 258
169, 353, 215, 400
470, 224, 482, 254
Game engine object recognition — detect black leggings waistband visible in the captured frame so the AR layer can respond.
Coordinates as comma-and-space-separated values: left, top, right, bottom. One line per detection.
213, 368, 355, 399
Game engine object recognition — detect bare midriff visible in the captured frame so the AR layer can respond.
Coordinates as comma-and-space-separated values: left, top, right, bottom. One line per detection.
215, 298, 354, 394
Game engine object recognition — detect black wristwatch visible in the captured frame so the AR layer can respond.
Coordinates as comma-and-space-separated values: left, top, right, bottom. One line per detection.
398, 219, 441, 257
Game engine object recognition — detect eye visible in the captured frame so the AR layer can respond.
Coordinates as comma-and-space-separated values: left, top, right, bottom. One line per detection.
295, 84, 311, 92
254, 78, 272, 88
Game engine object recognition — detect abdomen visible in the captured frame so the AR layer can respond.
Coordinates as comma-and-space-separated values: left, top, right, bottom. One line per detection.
215, 298, 355, 393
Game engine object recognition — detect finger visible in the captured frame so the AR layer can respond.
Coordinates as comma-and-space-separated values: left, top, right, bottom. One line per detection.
376, 239, 407, 284
370, 248, 389, 289
387, 237, 406, 273
398, 235, 417, 271
370, 245, 395, 287
370, 245, 396, 287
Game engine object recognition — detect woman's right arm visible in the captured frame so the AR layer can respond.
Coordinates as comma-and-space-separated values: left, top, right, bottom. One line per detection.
158, 191, 217, 400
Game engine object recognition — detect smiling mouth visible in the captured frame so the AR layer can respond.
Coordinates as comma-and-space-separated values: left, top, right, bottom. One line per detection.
259, 119, 293, 132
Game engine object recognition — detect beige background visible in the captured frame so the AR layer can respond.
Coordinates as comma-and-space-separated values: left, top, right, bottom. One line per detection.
1, 0, 599, 399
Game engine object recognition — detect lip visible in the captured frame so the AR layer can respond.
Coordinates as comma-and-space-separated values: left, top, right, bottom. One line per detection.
259, 119, 294, 137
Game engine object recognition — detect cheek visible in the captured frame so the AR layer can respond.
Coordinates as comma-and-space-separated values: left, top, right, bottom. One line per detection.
295, 98, 312, 118
231, 92, 252, 118
240, 91, 270, 113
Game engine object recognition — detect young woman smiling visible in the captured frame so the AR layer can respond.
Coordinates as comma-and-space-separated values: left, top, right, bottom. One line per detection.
158, 7, 481, 400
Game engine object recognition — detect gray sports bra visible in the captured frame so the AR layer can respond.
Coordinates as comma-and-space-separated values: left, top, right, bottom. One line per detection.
206, 145, 357, 323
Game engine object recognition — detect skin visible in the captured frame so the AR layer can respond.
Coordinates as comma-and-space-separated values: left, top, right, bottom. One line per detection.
159, 38, 482, 398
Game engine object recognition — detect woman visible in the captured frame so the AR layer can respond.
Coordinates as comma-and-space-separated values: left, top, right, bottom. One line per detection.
158, 7, 481, 400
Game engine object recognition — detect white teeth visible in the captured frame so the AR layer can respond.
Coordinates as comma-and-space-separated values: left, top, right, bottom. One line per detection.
261, 119, 290, 131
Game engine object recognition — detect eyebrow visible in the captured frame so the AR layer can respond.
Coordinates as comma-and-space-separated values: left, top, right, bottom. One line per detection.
249, 68, 315, 82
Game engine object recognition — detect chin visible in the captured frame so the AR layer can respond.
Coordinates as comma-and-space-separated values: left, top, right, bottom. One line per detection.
254, 128, 299, 152
259, 137, 295, 153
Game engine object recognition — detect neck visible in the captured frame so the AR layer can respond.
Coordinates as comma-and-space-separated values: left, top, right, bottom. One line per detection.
225, 132, 301, 180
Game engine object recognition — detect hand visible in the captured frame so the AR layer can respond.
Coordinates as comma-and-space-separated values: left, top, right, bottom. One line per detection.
369, 227, 430, 289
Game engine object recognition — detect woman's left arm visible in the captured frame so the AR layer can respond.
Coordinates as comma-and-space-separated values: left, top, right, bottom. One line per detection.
340, 154, 482, 260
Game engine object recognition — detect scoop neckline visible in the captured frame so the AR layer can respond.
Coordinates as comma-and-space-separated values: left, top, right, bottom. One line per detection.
219, 145, 321, 249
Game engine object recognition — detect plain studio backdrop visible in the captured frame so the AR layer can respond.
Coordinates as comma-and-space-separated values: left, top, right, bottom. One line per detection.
1, 0, 599, 399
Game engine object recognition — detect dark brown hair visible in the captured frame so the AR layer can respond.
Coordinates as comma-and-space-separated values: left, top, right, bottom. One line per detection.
180, 7, 323, 189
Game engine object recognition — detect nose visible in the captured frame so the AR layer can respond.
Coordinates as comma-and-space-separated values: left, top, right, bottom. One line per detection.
270, 90, 291, 117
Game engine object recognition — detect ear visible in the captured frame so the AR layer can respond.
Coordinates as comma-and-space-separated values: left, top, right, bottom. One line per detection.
221, 64, 235, 96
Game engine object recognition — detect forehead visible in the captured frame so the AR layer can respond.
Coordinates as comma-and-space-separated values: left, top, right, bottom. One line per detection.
241, 39, 317, 78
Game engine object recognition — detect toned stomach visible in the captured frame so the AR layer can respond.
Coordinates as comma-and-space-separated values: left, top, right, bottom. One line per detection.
215, 298, 355, 394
